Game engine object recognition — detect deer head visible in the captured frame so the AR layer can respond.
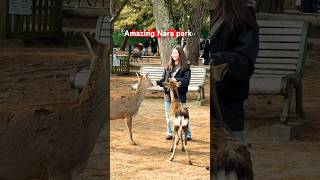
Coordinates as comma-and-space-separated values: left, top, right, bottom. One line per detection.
162, 80, 181, 90
135, 72, 152, 91
211, 63, 229, 81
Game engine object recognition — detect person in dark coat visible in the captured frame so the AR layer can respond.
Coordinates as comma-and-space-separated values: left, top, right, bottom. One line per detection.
209, 0, 259, 144
152, 46, 192, 140
143, 38, 149, 56
150, 38, 158, 56
201, 38, 210, 65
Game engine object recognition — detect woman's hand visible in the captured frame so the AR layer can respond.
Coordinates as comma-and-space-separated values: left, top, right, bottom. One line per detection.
152, 81, 157, 86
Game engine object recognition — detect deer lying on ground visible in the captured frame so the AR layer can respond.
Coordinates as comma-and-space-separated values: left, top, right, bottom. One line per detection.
163, 80, 192, 165
0, 34, 109, 179
110, 72, 152, 145
210, 63, 253, 180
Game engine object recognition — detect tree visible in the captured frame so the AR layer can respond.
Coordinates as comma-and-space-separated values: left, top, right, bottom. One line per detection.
110, 0, 130, 24
151, 0, 176, 66
184, 0, 207, 65
114, 0, 154, 50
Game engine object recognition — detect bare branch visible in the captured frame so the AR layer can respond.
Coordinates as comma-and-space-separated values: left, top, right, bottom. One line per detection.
111, 0, 130, 24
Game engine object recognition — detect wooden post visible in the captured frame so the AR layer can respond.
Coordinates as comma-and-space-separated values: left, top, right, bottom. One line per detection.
0, 0, 8, 38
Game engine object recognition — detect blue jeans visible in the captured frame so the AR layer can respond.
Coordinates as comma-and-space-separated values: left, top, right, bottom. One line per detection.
232, 131, 245, 144
165, 101, 192, 138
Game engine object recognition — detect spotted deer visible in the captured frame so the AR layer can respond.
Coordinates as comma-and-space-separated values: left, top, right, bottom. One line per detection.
211, 63, 253, 180
163, 80, 192, 165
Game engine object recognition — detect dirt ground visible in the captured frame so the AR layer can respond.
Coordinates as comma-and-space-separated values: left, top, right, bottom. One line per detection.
0, 46, 320, 179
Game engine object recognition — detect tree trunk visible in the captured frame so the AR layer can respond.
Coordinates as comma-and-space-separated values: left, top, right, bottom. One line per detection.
180, 1, 188, 47
119, 23, 136, 51
152, 0, 176, 66
186, 0, 205, 66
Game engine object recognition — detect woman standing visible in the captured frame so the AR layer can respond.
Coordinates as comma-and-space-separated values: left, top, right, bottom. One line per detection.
152, 46, 192, 140
209, 0, 259, 144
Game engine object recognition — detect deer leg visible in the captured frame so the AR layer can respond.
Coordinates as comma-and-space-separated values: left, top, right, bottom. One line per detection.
183, 127, 192, 165
125, 116, 136, 145
170, 129, 175, 152
181, 130, 185, 151
170, 125, 178, 152
170, 130, 179, 161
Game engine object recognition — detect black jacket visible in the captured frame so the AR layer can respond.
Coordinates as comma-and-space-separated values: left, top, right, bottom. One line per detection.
208, 21, 259, 131
201, 39, 210, 65
156, 66, 191, 103
209, 22, 259, 101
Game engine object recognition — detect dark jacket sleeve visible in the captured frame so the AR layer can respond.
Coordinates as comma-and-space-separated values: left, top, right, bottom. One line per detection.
175, 68, 191, 87
212, 27, 259, 81
156, 68, 167, 87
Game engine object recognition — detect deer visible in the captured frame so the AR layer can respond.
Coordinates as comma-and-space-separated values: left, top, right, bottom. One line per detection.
163, 80, 192, 165
210, 63, 253, 180
0, 34, 109, 180
110, 72, 152, 145
130, 43, 143, 64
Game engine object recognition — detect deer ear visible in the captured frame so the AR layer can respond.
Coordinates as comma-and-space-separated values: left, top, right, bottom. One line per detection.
162, 82, 169, 87
82, 33, 98, 56
145, 72, 149, 78
82, 33, 110, 56
136, 72, 142, 78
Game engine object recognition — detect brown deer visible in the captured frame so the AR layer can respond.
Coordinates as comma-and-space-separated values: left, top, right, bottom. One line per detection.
130, 43, 143, 63
163, 80, 192, 165
110, 72, 152, 145
0, 34, 109, 180
210, 63, 253, 180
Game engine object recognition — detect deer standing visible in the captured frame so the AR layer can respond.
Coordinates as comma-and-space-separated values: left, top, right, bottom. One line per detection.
163, 80, 192, 165
130, 44, 143, 64
110, 72, 152, 145
211, 63, 253, 180
0, 34, 109, 180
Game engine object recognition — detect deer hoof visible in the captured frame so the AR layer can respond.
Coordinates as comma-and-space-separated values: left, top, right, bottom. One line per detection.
170, 148, 173, 152
182, 148, 185, 151
189, 161, 192, 165
131, 141, 137, 146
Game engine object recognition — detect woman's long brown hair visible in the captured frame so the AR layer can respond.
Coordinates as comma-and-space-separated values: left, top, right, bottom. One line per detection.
212, 0, 258, 31
167, 45, 189, 71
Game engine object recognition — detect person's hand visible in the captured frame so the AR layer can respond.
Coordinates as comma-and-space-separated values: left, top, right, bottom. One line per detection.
152, 81, 157, 86
170, 78, 177, 82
